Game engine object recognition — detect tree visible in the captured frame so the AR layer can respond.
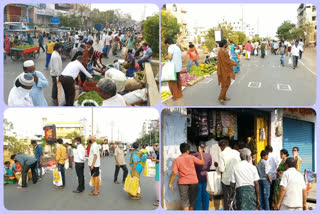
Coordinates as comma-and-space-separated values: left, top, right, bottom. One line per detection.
7, 137, 29, 154
205, 28, 216, 51
143, 14, 159, 56
65, 131, 86, 146
136, 130, 159, 145
161, 10, 180, 56
205, 22, 234, 51
230, 31, 247, 45
58, 13, 81, 29
276, 21, 296, 40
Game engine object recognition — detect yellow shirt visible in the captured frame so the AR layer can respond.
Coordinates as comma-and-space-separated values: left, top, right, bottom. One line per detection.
46, 42, 56, 54
56, 144, 67, 164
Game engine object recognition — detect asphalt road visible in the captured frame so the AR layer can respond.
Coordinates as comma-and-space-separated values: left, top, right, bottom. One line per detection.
4, 155, 157, 210
3, 39, 118, 106
163, 52, 316, 106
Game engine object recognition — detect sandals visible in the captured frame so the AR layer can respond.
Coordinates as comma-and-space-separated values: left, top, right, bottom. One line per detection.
89, 192, 99, 196
153, 200, 159, 206
130, 196, 141, 200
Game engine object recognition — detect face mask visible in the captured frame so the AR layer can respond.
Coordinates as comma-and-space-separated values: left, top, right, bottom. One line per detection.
26, 71, 35, 76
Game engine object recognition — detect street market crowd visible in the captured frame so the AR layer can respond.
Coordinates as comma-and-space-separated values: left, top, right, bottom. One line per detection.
6, 26, 154, 106
163, 37, 305, 105
168, 138, 308, 211
4, 137, 159, 206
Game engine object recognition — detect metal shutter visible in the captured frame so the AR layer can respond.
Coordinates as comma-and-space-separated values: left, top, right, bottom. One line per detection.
283, 117, 314, 172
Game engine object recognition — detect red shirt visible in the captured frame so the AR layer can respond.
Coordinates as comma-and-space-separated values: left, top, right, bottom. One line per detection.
187, 48, 199, 61
172, 153, 202, 184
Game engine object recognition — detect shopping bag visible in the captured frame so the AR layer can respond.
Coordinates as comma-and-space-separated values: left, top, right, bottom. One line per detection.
288, 57, 293, 65
245, 53, 248, 59
64, 159, 69, 170
254, 49, 257, 55
57, 81, 66, 106
161, 61, 177, 82
144, 159, 156, 177
123, 174, 140, 196
89, 170, 102, 186
206, 171, 223, 196
53, 170, 63, 186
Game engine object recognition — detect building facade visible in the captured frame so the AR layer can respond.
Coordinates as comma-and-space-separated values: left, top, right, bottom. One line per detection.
297, 4, 317, 45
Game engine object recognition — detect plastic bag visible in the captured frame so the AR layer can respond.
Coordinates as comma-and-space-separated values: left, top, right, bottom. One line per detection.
288, 57, 292, 65
123, 88, 147, 105
161, 61, 177, 82
57, 81, 66, 106
64, 159, 69, 170
89, 170, 102, 186
123, 174, 140, 196
206, 171, 223, 195
144, 159, 156, 177
53, 170, 63, 186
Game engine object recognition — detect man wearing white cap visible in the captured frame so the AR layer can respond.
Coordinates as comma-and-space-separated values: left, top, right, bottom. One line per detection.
8, 73, 34, 106
23, 60, 49, 106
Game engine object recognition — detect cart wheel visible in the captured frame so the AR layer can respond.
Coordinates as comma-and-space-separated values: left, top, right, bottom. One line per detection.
11, 53, 19, 61
33, 50, 40, 59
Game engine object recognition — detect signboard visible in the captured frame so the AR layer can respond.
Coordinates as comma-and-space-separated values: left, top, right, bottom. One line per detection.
215, 29, 223, 42
43, 124, 56, 144
51, 17, 60, 24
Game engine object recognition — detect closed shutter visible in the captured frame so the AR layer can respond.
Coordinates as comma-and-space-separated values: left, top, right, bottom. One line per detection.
283, 117, 314, 172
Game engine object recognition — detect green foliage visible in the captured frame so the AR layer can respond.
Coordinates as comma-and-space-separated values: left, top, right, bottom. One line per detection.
143, 14, 159, 56
276, 21, 297, 40
205, 28, 216, 51
136, 130, 159, 145
217, 21, 234, 41
65, 131, 86, 146
7, 137, 29, 154
251, 35, 262, 42
161, 10, 180, 56
230, 31, 247, 45
58, 13, 81, 29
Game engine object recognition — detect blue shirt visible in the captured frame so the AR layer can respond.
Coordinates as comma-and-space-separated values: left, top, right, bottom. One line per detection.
142, 48, 153, 62
38, 34, 43, 44
35, 145, 43, 162
28, 71, 49, 106
126, 67, 137, 78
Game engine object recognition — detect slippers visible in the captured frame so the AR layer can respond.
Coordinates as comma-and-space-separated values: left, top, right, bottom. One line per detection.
89, 192, 99, 196
153, 201, 159, 206
130, 196, 141, 200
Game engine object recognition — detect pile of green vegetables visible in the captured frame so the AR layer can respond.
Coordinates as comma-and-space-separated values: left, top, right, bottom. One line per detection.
13, 45, 36, 49
134, 71, 144, 82
190, 65, 217, 76
77, 91, 103, 106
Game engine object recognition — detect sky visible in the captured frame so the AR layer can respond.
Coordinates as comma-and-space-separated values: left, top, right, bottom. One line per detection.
180, 4, 301, 38
4, 108, 159, 143
91, 4, 159, 22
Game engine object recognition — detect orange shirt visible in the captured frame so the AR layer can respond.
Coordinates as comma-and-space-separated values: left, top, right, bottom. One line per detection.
172, 153, 202, 184
187, 48, 199, 61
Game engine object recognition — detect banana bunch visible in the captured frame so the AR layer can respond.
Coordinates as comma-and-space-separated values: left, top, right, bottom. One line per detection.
161, 91, 172, 101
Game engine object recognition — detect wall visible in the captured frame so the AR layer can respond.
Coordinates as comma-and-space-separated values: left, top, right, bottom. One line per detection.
161, 109, 187, 210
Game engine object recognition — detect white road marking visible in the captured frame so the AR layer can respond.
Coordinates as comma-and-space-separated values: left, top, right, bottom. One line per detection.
299, 60, 316, 76
248, 82, 262, 88
277, 84, 292, 91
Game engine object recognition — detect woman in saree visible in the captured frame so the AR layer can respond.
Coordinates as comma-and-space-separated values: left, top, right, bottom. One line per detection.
261, 42, 266, 58
129, 142, 143, 200
273, 149, 289, 208
230, 41, 240, 73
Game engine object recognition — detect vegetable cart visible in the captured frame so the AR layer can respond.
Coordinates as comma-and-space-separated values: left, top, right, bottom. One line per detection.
10, 46, 40, 61
61, 41, 74, 58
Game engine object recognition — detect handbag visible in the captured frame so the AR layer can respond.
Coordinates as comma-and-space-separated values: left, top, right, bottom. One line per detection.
161, 61, 177, 82
206, 171, 223, 196
53, 170, 63, 186
123, 174, 140, 196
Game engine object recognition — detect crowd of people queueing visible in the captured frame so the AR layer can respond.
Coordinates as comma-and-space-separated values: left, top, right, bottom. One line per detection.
5, 138, 159, 206
168, 138, 307, 211
7, 27, 153, 106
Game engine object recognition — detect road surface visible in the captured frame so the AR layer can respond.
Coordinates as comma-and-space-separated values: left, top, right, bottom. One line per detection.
163, 52, 316, 106
4, 155, 157, 210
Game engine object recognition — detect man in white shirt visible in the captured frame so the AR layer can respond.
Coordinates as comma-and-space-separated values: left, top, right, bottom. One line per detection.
88, 136, 100, 196
204, 137, 220, 170
96, 78, 126, 106
114, 143, 128, 184
74, 32, 80, 48
73, 137, 85, 193
214, 138, 241, 210
274, 157, 307, 210
291, 40, 302, 69
298, 39, 304, 59
49, 43, 63, 105
230, 148, 260, 210
8, 73, 34, 106
60, 53, 92, 106
103, 139, 110, 156
103, 31, 112, 58
265, 145, 279, 208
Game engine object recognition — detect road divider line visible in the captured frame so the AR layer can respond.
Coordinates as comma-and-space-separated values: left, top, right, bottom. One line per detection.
299, 60, 316, 76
